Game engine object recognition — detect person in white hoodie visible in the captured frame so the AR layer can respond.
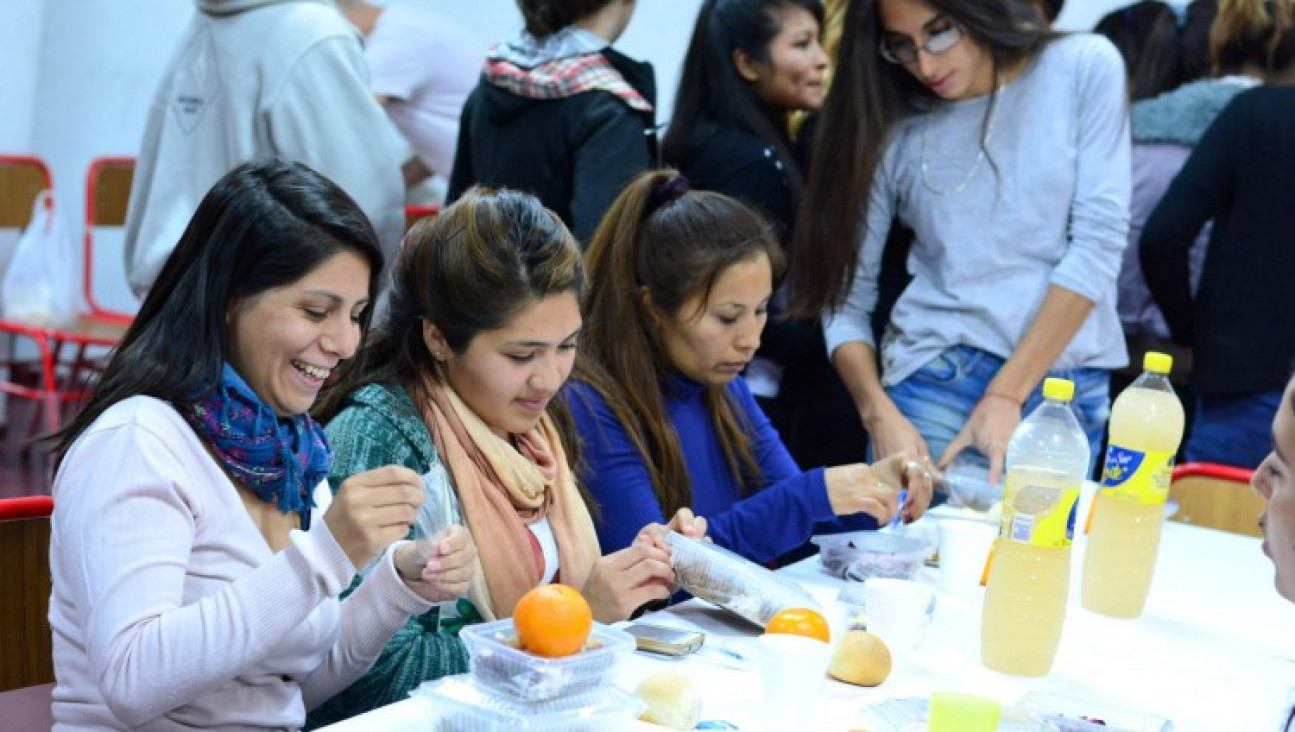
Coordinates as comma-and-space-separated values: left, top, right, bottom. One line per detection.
122, 0, 404, 300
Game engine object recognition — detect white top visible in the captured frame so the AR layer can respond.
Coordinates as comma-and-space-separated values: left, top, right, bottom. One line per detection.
122, 0, 405, 297
824, 33, 1131, 384
49, 396, 432, 730
367, 5, 487, 178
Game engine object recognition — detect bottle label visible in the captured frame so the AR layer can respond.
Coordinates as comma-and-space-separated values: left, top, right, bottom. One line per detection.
1100, 445, 1173, 505
1000, 477, 1080, 548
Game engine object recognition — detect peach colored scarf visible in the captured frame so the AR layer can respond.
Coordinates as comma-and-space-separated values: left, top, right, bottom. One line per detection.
419, 377, 600, 619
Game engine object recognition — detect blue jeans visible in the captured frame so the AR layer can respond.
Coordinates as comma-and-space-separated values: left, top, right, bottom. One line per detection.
1185, 391, 1282, 470
884, 345, 1111, 476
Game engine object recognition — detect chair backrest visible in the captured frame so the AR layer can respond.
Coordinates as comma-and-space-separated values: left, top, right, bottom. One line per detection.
83, 157, 136, 324
0, 495, 54, 691
0, 156, 51, 230
404, 204, 440, 234
1168, 463, 1263, 537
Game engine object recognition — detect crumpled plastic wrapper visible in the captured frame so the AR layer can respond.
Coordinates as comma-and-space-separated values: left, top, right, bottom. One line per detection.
665, 531, 820, 627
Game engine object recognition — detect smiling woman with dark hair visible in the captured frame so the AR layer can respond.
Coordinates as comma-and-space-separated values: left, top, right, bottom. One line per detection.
47, 159, 476, 730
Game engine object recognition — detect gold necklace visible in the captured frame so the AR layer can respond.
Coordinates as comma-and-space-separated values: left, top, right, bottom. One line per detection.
919, 81, 1004, 197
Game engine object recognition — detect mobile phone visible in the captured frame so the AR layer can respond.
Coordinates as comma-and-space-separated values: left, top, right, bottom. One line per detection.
624, 622, 705, 656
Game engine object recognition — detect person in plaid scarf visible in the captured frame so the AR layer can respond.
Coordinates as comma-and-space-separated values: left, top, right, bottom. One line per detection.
448, 0, 657, 244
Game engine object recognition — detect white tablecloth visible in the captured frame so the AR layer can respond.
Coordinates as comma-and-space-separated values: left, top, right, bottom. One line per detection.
320, 517, 1295, 731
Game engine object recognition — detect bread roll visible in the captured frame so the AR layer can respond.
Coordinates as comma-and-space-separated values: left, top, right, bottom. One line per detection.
636, 671, 703, 730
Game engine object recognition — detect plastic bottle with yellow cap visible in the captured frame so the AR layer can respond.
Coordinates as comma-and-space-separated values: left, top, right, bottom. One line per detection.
981, 378, 1089, 677
1081, 352, 1184, 618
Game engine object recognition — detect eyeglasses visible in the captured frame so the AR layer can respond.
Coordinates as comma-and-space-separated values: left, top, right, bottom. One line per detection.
878, 24, 964, 65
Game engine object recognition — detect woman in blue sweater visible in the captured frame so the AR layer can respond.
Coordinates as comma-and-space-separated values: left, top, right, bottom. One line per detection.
566, 170, 933, 564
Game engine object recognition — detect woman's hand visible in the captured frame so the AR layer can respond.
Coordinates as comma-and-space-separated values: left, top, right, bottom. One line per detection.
864, 400, 931, 462
871, 453, 935, 523
395, 525, 477, 603
640, 507, 709, 541
581, 533, 674, 623
823, 463, 902, 524
939, 394, 1023, 484
325, 466, 425, 571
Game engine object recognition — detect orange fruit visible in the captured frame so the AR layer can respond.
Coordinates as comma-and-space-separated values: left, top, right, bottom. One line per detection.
512, 583, 593, 658
765, 607, 831, 643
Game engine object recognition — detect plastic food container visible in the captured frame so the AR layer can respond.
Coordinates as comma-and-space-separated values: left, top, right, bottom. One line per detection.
813, 531, 930, 582
413, 675, 646, 731
459, 619, 635, 702
665, 531, 821, 628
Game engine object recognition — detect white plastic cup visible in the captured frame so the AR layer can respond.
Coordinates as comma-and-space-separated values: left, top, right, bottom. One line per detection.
937, 520, 997, 595
756, 633, 830, 729
862, 578, 935, 666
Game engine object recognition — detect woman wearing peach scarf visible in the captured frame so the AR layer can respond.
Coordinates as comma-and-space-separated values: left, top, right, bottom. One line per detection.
306, 187, 705, 727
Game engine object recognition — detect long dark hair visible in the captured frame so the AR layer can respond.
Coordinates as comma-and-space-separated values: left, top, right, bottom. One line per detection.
1095, 2, 1189, 100
663, 0, 825, 197
53, 159, 383, 468
317, 187, 584, 424
789, 0, 1051, 317
572, 170, 784, 520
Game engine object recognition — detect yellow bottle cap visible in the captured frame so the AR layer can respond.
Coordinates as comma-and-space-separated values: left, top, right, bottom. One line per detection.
928, 691, 1001, 732
1042, 377, 1074, 402
1143, 351, 1173, 374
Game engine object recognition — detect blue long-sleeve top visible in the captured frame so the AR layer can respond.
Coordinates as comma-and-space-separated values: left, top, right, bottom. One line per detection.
566, 373, 878, 564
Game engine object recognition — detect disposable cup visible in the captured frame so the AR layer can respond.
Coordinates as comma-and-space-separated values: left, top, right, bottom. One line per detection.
862, 578, 935, 666
756, 633, 830, 730
936, 520, 997, 595
927, 691, 1001, 732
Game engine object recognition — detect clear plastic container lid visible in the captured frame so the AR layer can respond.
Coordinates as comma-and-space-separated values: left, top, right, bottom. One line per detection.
855, 692, 1172, 732
412, 675, 647, 731
665, 531, 820, 627
459, 618, 635, 702
811, 530, 930, 582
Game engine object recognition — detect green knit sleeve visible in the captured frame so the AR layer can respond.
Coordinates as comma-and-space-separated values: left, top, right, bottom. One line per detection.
306, 395, 470, 728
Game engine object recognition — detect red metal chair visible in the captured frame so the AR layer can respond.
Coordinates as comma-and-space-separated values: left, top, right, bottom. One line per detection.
83, 156, 136, 325
1169, 462, 1262, 537
0, 155, 130, 468
0, 494, 54, 728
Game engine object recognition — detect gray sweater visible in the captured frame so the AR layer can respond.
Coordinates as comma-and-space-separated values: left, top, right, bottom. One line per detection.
825, 33, 1131, 384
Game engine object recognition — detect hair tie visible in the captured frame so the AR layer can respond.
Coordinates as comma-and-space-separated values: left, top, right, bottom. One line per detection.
645, 174, 691, 217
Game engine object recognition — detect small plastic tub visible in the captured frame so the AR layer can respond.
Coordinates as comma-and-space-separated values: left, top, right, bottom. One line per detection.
459, 619, 635, 702
813, 531, 930, 582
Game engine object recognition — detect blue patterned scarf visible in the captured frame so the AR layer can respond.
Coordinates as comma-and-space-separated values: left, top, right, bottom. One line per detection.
182, 364, 331, 521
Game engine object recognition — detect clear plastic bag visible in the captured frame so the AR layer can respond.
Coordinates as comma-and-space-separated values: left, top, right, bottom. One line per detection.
2, 190, 79, 328
413, 461, 457, 565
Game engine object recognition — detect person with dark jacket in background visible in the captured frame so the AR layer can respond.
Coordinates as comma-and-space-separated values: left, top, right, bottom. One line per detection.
662, 0, 870, 471
1140, 0, 1295, 471
448, 0, 655, 244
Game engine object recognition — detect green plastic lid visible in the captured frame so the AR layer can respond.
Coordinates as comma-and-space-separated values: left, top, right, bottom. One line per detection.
1042, 377, 1074, 402
1144, 351, 1173, 374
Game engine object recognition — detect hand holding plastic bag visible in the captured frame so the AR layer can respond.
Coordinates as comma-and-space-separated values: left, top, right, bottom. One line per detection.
2, 190, 79, 328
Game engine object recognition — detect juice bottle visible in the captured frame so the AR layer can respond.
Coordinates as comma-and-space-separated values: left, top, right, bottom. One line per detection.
981, 378, 1090, 677
1081, 352, 1185, 618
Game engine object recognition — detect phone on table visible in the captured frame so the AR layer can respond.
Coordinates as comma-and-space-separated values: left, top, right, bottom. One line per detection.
624, 622, 705, 656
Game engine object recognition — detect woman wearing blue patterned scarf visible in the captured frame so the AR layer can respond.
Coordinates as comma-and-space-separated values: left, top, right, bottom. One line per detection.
46, 159, 477, 730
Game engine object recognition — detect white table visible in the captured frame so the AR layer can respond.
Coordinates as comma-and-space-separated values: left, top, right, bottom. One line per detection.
322, 517, 1295, 731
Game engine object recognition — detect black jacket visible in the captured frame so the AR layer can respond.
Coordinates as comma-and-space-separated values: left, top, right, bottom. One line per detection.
1141, 86, 1295, 397
448, 49, 656, 244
